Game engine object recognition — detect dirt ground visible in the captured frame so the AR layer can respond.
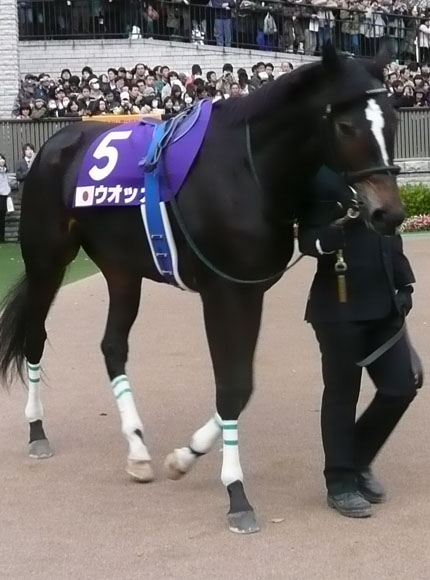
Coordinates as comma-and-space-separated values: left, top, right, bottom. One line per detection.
0, 236, 429, 580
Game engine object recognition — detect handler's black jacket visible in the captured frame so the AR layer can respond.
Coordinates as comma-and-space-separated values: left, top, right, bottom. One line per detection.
298, 169, 415, 323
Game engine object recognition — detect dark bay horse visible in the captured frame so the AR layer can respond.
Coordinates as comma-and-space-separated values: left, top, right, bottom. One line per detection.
0, 47, 405, 534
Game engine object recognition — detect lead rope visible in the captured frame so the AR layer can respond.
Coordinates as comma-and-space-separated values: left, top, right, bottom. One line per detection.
169, 196, 302, 285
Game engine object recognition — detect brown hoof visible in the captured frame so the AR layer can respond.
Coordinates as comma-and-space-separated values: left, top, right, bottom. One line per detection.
164, 452, 187, 481
126, 459, 154, 483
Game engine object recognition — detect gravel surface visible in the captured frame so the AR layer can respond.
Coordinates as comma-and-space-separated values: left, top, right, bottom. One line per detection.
0, 236, 429, 580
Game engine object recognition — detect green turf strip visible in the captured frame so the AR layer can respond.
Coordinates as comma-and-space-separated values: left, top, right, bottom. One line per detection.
0, 243, 98, 303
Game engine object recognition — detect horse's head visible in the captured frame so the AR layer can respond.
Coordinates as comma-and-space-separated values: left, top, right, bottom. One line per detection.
319, 44, 404, 235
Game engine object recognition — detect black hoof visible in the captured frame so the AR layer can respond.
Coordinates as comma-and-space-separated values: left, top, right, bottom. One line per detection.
227, 510, 260, 534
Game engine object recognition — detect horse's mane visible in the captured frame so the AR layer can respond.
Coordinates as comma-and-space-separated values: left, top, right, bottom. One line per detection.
215, 61, 324, 125
215, 56, 382, 125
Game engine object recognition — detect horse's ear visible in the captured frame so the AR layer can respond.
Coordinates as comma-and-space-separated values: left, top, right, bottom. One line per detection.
321, 42, 342, 76
368, 43, 391, 82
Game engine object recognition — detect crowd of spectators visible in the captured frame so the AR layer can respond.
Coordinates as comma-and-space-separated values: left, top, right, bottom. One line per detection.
19, 0, 430, 61
12, 61, 296, 119
12, 56, 430, 119
384, 60, 430, 106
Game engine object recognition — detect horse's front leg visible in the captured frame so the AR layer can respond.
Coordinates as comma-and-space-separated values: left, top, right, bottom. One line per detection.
184, 283, 263, 533
101, 272, 153, 483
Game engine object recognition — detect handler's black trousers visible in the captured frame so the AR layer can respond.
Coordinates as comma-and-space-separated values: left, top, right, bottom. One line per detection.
312, 315, 417, 493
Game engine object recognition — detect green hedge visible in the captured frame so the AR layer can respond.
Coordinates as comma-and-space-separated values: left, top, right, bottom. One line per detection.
400, 183, 430, 217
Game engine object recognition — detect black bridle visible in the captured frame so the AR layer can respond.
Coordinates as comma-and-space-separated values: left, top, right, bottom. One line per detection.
323, 87, 400, 185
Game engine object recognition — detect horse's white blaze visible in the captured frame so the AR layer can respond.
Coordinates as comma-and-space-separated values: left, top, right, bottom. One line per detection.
25, 361, 43, 423
221, 420, 243, 486
111, 375, 151, 462
365, 98, 390, 167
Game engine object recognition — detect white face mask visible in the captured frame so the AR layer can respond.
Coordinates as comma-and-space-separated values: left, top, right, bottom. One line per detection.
152, 99, 158, 109
184, 96, 192, 104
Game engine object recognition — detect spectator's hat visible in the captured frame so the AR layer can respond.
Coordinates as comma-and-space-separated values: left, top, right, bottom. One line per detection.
35, 96, 47, 105
120, 91, 130, 102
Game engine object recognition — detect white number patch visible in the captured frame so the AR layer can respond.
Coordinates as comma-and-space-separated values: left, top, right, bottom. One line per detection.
88, 130, 132, 181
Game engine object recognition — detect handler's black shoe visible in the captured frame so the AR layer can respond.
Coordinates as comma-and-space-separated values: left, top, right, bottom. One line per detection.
327, 491, 372, 518
358, 469, 386, 504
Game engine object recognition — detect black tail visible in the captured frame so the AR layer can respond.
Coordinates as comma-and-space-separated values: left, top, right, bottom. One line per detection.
0, 275, 28, 388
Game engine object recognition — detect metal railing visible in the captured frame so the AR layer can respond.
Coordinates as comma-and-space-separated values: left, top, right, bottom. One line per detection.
1, 110, 429, 170
0, 118, 79, 170
18, 0, 426, 62
396, 107, 430, 160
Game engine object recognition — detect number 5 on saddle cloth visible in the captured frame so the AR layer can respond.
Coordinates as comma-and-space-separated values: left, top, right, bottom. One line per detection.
73, 99, 213, 291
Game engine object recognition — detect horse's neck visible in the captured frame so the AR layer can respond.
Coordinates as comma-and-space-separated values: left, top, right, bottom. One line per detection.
250, 109, 322, 217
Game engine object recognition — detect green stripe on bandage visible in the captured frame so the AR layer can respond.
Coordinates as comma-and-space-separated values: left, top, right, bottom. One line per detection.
27, 363, 40, 370
112, 376, 128, 390
115, 388, 132, 400
28, 377, 40, 384
223, 424, 238, 430
223, 440, 239, 446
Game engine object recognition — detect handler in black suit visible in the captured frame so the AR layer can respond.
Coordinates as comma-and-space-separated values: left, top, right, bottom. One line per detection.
298, 166, 420, 518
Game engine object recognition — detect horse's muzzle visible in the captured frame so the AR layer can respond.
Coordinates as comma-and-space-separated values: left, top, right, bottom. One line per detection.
370, 205, 406, 235
355, 175, 405, 236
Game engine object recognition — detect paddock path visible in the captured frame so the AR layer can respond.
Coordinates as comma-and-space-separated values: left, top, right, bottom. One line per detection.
1, 236, 429, 580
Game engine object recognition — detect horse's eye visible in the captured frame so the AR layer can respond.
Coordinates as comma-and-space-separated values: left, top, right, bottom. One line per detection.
337, 122, 356, 138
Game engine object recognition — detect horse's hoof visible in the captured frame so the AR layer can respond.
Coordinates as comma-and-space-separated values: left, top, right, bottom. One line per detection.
28, 439, 53, 459
164, 452, 187, 481
227, 511, 260, 534
126, 459, 154, 483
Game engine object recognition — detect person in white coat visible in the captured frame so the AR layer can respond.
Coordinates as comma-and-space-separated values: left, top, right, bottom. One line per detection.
0, 154, 12, 243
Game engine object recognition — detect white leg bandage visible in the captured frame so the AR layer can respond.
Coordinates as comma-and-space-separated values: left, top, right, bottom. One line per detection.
221, 420, 243, 487
111, 375, 151, 462
25, 362, 43, 423
173, 414, 222, 472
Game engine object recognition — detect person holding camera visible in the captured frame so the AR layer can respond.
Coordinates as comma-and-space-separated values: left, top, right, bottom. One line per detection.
298, 165, 422, 519
113, 92, 140, 115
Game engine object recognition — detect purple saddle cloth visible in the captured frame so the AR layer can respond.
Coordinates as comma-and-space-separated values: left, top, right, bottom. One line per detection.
73, 99, 213, 207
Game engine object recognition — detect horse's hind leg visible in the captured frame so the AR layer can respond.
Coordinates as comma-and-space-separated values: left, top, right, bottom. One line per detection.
101, 271, 153, 483
24, 267, 69, 459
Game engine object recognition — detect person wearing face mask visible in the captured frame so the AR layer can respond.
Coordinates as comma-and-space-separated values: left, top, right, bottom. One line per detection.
47, 99, 59, 118
172, 99, 184, 114
184, 93, 194, 108
89, 78, 103, 101
0, 154, 12, 243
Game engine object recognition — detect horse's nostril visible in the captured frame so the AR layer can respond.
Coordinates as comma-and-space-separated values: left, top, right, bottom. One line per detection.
372, 208, 386, 223
371, 206, 406, 235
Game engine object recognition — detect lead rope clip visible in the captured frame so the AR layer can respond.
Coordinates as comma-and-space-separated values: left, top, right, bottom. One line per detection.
335, 249, 348, 303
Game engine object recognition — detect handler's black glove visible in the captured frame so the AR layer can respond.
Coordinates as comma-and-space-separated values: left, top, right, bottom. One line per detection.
396, 285, 413, 316
318, 224, 344, 253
